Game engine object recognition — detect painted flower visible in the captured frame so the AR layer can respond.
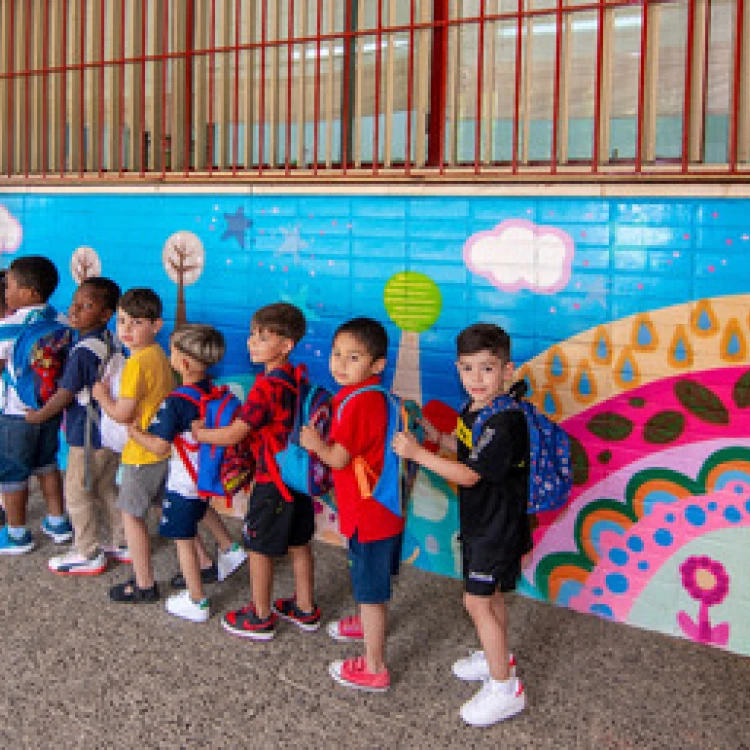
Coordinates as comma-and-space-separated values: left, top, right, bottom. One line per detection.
679, 556, 730, 607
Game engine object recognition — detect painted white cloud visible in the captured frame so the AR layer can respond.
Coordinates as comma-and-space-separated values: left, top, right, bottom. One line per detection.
463, 219, 574, 294
0, 205, 22, 254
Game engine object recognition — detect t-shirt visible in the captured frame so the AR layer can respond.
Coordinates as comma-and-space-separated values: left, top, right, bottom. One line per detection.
119, 343, 175, 466
239, 363, 298, 485
59, 326, 109, 449
457, 406, 532, 566
330, 376, 404, 543
148, 379, 212, 499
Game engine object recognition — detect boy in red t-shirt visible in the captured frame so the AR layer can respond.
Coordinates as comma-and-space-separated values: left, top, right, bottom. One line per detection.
301, 317, 403, 692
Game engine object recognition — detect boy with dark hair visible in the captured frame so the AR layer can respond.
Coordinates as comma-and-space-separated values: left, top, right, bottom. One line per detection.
300, 316, 402, 692
129, 324, 246, 622
0, 255, 73, 554
26, 277, 127, 574
393, 322, 531, 727
93, 288, 174, 602
193, 302, 319, 640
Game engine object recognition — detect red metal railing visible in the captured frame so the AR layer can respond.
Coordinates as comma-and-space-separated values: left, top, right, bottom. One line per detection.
0, 0, 747, 182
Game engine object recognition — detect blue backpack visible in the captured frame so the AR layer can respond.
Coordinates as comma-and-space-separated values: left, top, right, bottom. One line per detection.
336, 385, 422, 518
0, 305, 72, 409
470, 382, 572, 514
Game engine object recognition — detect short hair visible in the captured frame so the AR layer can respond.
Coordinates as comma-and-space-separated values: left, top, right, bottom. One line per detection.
9, 255, 59, 302
334, 317, 388, 362
0, 270, 7, 316
457, 323, 511, 362
118, 288, 162, 321
80, 277, 121, 314
251, 302, 306, 344
171, 324, 225, 368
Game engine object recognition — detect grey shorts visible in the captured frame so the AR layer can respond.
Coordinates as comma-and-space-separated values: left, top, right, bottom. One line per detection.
117, 461, 169, 519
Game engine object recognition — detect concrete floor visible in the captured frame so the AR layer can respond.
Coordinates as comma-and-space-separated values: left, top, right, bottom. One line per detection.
1, 499, 749, 749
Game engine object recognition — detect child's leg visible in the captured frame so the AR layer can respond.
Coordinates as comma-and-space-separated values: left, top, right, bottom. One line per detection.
201, 506, 232, 551
37, 469, 65, 518
3, 488, 30, 527
360, 602, 388, 674
248, 551, 274, 617
122, 511, 154, 588
288, 542, 314, 613
175, 538, 205, 602
97, 449, 126, 550
63, 448, 98, 557
464, 591, 510, 681
194, 534, 213, 569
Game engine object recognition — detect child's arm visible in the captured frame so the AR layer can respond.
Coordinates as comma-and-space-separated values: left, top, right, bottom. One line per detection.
392, 431, 480, 488
421, 417, 458, 453
192, 418, 251, 447
299, 424, 350, 470
25, 388, 75, 424
92, 379, 138, 424
128, 424, 170, 458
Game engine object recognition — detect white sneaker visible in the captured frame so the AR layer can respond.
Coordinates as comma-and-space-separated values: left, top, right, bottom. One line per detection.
460, 678, 526, 727
165, 590, 210, 623
48, 549, 107, 576
102, 545, 131, 564
452, 650, 516, 682
217, 542, 247, 582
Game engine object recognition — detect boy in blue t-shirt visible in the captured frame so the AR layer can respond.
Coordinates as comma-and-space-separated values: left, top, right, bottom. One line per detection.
128, 324, 246, 622
26, 277, 127, 574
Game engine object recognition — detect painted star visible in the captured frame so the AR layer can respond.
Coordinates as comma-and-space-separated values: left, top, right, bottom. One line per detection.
221, 207, 252, 248
278, 224, 308, 263
583, 277, 610, 310
281, 285, 321, 322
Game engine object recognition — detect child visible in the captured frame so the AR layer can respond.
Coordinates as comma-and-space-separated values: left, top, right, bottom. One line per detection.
26, 277, 127, 574
193, 302, 319, 640
392, 323, 531, 727
128, 324, 247, 622
0, 256, 73, 554
299, 317, 402, 692
92, 288, 174, 602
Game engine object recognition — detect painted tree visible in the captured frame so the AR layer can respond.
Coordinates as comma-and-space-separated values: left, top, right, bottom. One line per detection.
162, 231, 205, 326
70, 246, 102, 284
383, 271, 442, 404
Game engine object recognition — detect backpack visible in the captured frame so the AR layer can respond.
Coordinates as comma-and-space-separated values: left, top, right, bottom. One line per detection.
173, 383, 256, 504
469, 381, 572, 514
336, 385, 422, 518
263, 365, 333, 501
0, 305, 72, 409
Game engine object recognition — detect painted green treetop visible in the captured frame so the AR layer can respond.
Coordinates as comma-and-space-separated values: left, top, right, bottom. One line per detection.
383, 271, 442, 333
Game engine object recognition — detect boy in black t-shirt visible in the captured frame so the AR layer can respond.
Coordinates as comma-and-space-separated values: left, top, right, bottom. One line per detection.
393, 323, 531, 728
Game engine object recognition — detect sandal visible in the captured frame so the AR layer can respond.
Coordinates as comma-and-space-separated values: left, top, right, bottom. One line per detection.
109, 578, 160, 603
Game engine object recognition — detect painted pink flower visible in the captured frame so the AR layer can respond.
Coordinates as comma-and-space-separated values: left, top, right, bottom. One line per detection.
680, 556, 729, 607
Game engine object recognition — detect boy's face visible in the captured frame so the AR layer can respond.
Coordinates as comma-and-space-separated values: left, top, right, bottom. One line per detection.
116, 308, 162, 351
456, 349, 514, 410
330, 332, 385, 387
247, 325, 293, 369
68, 285, 112, 334
5, 271, 38, 311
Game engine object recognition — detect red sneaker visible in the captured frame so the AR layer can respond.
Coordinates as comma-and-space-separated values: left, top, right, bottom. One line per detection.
326, 614, 364, 642
329, 656, 390, 692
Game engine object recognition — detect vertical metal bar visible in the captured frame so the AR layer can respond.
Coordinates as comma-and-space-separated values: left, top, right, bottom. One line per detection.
98, 0, 106, 175
258, 0, 266, 174
342, 0, 354, 173
681, 0, 696, 173
42, 0, 50, 175
185, 0, 194, 175
7, 0, 15, 176
140, 0, 147, 175
738, 0, 750, 164
406, 0, 415, 174
474, 0, 485, 175
384, 0, 397, 168
354, 0, 364, 169
61, 0, 68, 175
592, 0, 605, 172
313, 0, 321, 173
511, 0, 522, 173
551, 0, 563, 173
79, 0, 87, 176
285, 0, 294, 174
209, 0, 216, 174
268, 2, 280, 168
161, 0, 169, 177
118, 0, 124, 174
233, 0, 240, 174
243, 1, 256, 171
296, 0, 308, 170
729, 0, 745, 171
24, 0, 32, 177
373, 0, 383, 172
635, 0, 649, 173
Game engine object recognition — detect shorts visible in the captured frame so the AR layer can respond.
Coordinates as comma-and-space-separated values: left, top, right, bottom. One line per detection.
462, 540, 522, 597
348, 531, 403, 605
0, 414, 61, 492
117, 461, 169, 519
243, 482, 315, 557
159, 491, 208, 540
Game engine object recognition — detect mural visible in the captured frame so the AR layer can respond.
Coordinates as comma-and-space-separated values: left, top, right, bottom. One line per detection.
1, 193, 749, 657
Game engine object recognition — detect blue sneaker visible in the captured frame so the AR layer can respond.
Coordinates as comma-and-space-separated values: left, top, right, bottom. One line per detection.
40, 516, 74, 544
0, 526, 35, 555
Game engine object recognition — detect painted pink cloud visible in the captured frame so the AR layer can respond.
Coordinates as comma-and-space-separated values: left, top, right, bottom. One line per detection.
0, 205, 22, 254
463, 219, 574, 294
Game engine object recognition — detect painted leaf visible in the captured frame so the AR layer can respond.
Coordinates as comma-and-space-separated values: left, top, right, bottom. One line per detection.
629, 397, 646, 409
597, 450, 613, 464
643, 410, 686, 444
586, 412, 634, 441
732, 370, 750, 408
674, 380, 729, 425
569, 434, 589, 485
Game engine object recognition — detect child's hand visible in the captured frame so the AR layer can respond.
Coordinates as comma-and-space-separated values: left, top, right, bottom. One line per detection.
127, 423, 142, 439
299, 424, 322, 453
91, 380, 107, 403
191, 419, 206, 440
392, 431, 421, 460
25, 410, 43, 425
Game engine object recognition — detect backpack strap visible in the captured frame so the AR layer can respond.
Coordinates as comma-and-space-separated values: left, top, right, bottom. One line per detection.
172, 382, 213, 487
470, 393, 519, 446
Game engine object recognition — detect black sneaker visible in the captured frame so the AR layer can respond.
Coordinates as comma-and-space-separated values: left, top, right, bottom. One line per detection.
170, 563, 219, 590
221, 604, 277, 641
109, 579, 160, 603
273, 596, 322, 632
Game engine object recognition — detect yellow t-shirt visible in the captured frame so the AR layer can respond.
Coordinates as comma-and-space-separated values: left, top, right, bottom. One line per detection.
119, 343, 175, 466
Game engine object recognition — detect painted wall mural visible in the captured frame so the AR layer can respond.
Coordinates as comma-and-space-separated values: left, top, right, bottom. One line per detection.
1, 193, 749, 657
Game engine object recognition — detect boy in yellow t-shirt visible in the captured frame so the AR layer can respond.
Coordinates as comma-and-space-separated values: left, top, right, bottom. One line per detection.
93, 288, 174, 603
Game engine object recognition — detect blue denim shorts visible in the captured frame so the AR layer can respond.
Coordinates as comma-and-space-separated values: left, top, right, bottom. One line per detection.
159, 491, 208, 540
0, 414, 61, 492
348, 531, 403, 605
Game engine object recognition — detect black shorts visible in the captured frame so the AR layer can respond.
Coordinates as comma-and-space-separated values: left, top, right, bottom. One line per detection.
462, 540, 522, 597
243, 482, 315, 557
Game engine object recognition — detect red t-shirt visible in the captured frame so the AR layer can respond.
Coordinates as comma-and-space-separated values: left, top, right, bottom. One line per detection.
330, 376, 405, 542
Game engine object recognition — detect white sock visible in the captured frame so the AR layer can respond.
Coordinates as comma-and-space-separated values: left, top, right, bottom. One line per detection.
7, 525, 27, 540
46, 514, 66, 525
490, 677, 516, 695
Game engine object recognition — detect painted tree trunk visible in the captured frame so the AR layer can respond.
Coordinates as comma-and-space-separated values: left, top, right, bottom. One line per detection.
392, 329, 422, 405
176, 280, 186, 326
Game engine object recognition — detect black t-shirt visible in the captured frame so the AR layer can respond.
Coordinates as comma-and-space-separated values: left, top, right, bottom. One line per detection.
457, 407, 533, 565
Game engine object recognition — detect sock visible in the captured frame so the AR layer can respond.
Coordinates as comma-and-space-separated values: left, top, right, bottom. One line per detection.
490, 677, 516, 695
7, 525, 27, 540
46, 514, 66, 525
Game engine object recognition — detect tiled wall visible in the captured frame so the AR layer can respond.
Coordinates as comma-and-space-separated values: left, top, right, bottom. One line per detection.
1, 187, 749, 656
